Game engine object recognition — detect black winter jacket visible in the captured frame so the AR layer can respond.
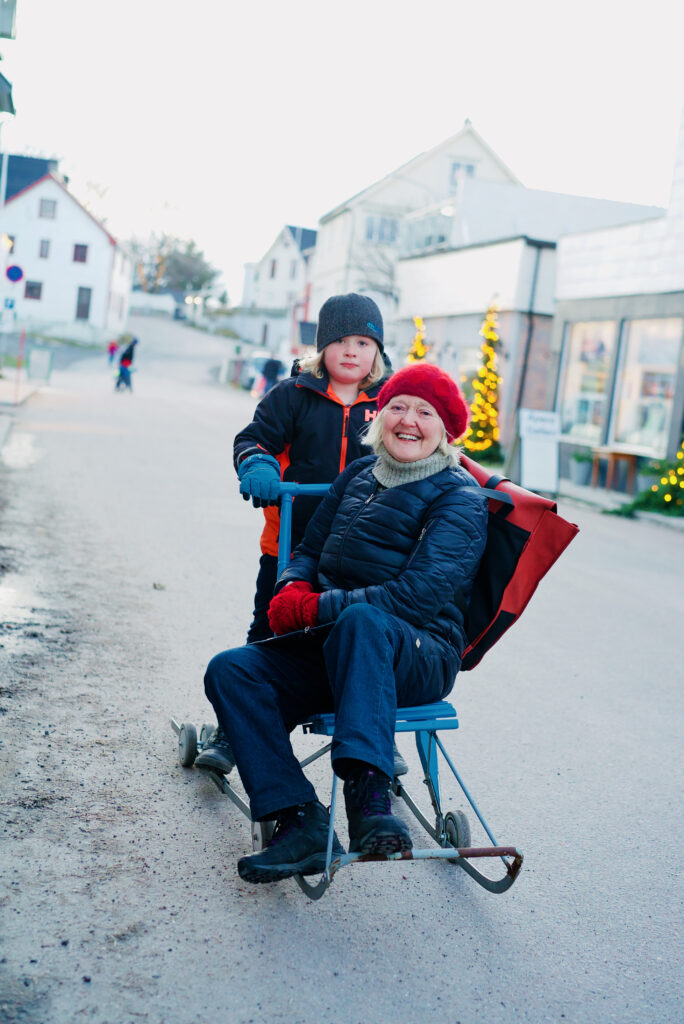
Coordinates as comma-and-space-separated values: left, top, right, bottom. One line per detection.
280, 455, 489, 664
233, 369, 384, 556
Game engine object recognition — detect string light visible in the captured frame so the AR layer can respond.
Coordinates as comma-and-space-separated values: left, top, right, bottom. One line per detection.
407, 316, 430, 362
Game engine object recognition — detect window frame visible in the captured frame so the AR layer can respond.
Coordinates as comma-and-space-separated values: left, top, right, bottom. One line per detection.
39, 198, 57, 219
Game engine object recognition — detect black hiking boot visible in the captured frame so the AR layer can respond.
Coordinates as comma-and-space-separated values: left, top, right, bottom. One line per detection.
344, 766, 412, 856
237, 801, 345, 884
194, 725, 236, 775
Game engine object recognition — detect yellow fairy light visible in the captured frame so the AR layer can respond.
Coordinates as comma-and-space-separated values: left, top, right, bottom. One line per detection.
664, 493, 672, 502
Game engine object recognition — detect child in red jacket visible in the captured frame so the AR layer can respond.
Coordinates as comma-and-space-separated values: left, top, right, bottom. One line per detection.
197, 293, 408, 778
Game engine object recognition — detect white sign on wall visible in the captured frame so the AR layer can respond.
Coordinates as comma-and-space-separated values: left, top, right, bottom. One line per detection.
519, 409, 560, 494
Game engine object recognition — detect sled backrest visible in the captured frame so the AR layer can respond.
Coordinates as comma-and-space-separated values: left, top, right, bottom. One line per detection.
459, 455, 579, 671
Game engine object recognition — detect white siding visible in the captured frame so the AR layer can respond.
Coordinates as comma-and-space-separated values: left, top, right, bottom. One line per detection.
0, 176, 132, 336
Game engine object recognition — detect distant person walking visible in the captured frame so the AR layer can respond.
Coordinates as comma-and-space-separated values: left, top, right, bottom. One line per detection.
262, 356, 283, 394
115, 337, 138, 392
107, 339, 119, 365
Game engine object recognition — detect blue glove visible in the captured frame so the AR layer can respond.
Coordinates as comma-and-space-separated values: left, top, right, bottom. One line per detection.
238, 453, 281, 508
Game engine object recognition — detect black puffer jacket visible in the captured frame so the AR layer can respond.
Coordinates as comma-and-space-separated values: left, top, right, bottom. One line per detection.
280, 455, 489, 662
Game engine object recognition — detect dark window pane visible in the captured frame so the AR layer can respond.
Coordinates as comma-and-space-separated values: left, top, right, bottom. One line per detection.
76, 286, 91, 320
25, 281, 42, 300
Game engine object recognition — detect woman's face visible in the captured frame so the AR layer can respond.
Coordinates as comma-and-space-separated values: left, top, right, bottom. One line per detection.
381, 394, 444, 462
323, 335, 377, 387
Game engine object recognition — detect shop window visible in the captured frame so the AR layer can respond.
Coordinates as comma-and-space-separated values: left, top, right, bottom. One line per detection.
25, 281, 42, 300
558, 321, 617, 444
611, 318, 683, 457
73, 243, 88, 263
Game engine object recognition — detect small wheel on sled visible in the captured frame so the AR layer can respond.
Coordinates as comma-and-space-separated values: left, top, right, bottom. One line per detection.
444, 810, 471, 861
178, 723, 198, 767
251, 820, 275, 852
199, 723, 215, 747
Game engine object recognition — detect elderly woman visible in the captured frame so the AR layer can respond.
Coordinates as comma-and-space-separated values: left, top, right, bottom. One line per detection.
203, 363, 488, 883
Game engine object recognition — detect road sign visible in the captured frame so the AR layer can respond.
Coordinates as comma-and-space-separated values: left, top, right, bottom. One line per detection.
6, 264, 23, 282
519, 409, 560, 494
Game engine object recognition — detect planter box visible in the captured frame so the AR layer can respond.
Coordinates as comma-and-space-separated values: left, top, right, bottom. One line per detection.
569, 459, 592, 486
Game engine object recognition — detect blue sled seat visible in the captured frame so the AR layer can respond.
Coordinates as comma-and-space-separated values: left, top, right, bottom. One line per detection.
301, 700, 460, 738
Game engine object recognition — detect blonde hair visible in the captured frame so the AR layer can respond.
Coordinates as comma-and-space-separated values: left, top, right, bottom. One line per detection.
298, 344, 385, 391
363, 407, 461, 467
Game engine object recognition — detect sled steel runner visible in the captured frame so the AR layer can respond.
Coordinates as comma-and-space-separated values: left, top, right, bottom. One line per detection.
171, 479, 526, 900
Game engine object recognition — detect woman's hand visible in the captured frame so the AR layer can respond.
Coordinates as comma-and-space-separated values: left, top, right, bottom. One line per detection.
268, 581, 320, 635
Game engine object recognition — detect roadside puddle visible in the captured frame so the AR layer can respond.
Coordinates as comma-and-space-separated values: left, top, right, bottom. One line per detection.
1, 431, 43, 469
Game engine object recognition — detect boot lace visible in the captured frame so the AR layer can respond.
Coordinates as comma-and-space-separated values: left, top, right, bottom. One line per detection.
269, 805, 305, 845
354, 770, 391, 818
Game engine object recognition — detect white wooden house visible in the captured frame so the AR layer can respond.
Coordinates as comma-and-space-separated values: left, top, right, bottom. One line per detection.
0, 171, 132, 341
234, 224, 317, 357
309, 121, 520, 340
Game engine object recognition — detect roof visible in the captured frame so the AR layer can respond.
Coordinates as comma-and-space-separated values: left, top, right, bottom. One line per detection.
5, 172, 118, 246
286, 225, 317, 252
5, 155, 59, 200
320, 120, 520, 224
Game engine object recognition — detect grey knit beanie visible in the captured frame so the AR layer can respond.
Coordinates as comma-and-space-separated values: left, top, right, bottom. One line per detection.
315, 293, 384, 353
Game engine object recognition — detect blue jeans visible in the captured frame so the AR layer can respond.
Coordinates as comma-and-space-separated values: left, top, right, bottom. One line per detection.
204, 604, 459, 820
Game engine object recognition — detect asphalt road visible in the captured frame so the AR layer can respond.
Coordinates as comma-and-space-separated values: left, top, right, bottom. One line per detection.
0, 316, 682, 1024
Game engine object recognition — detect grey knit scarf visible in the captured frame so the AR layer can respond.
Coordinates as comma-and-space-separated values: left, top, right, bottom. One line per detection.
372, 443, 457, 488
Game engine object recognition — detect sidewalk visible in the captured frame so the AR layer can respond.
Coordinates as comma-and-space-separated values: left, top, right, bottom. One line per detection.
0, 376, 38, 452
0, 376, 37, 407
558, 478, 684, 532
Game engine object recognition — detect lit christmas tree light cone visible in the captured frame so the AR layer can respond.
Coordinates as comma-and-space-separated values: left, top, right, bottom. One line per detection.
461, 303, 502, 463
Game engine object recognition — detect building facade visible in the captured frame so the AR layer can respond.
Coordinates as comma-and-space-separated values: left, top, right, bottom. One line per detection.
309, 121, 520, 345
0, 171, 132, 341
234, 224, 316, 358
395, 182, 662, 446
553, 106, 684, 467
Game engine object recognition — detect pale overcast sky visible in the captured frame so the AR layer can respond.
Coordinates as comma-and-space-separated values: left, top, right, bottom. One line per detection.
2, 0, 683, 301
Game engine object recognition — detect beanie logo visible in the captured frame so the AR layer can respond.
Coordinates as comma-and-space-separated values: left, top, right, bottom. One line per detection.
366, 321, 378, 333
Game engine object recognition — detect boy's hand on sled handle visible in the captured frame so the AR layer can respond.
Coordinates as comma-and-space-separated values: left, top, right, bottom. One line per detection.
268, 581, 319, 635
238, 453, 282, 507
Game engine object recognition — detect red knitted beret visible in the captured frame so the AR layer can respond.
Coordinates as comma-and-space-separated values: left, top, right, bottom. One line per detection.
377, 363, 469, 442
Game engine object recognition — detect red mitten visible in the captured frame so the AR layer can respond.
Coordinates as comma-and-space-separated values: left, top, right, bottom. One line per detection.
268, 581, 319, 635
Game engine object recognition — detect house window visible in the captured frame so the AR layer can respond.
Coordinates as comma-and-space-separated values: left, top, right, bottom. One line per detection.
25, 281, 42, 300
450, 162, 476, 189
365, 216, 398, 245
261, 323, 268, 344
76, 286, 92, 320
39, 239, 50, 259
558, 321, 617, 445
290, 259, 297, 279
73, 243, 88, 263
39, 198, 57, 219
610, 318, 683, 457
269, 259, 277, 278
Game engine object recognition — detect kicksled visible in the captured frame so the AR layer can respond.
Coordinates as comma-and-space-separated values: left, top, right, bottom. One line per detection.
168, 462, 578, 901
